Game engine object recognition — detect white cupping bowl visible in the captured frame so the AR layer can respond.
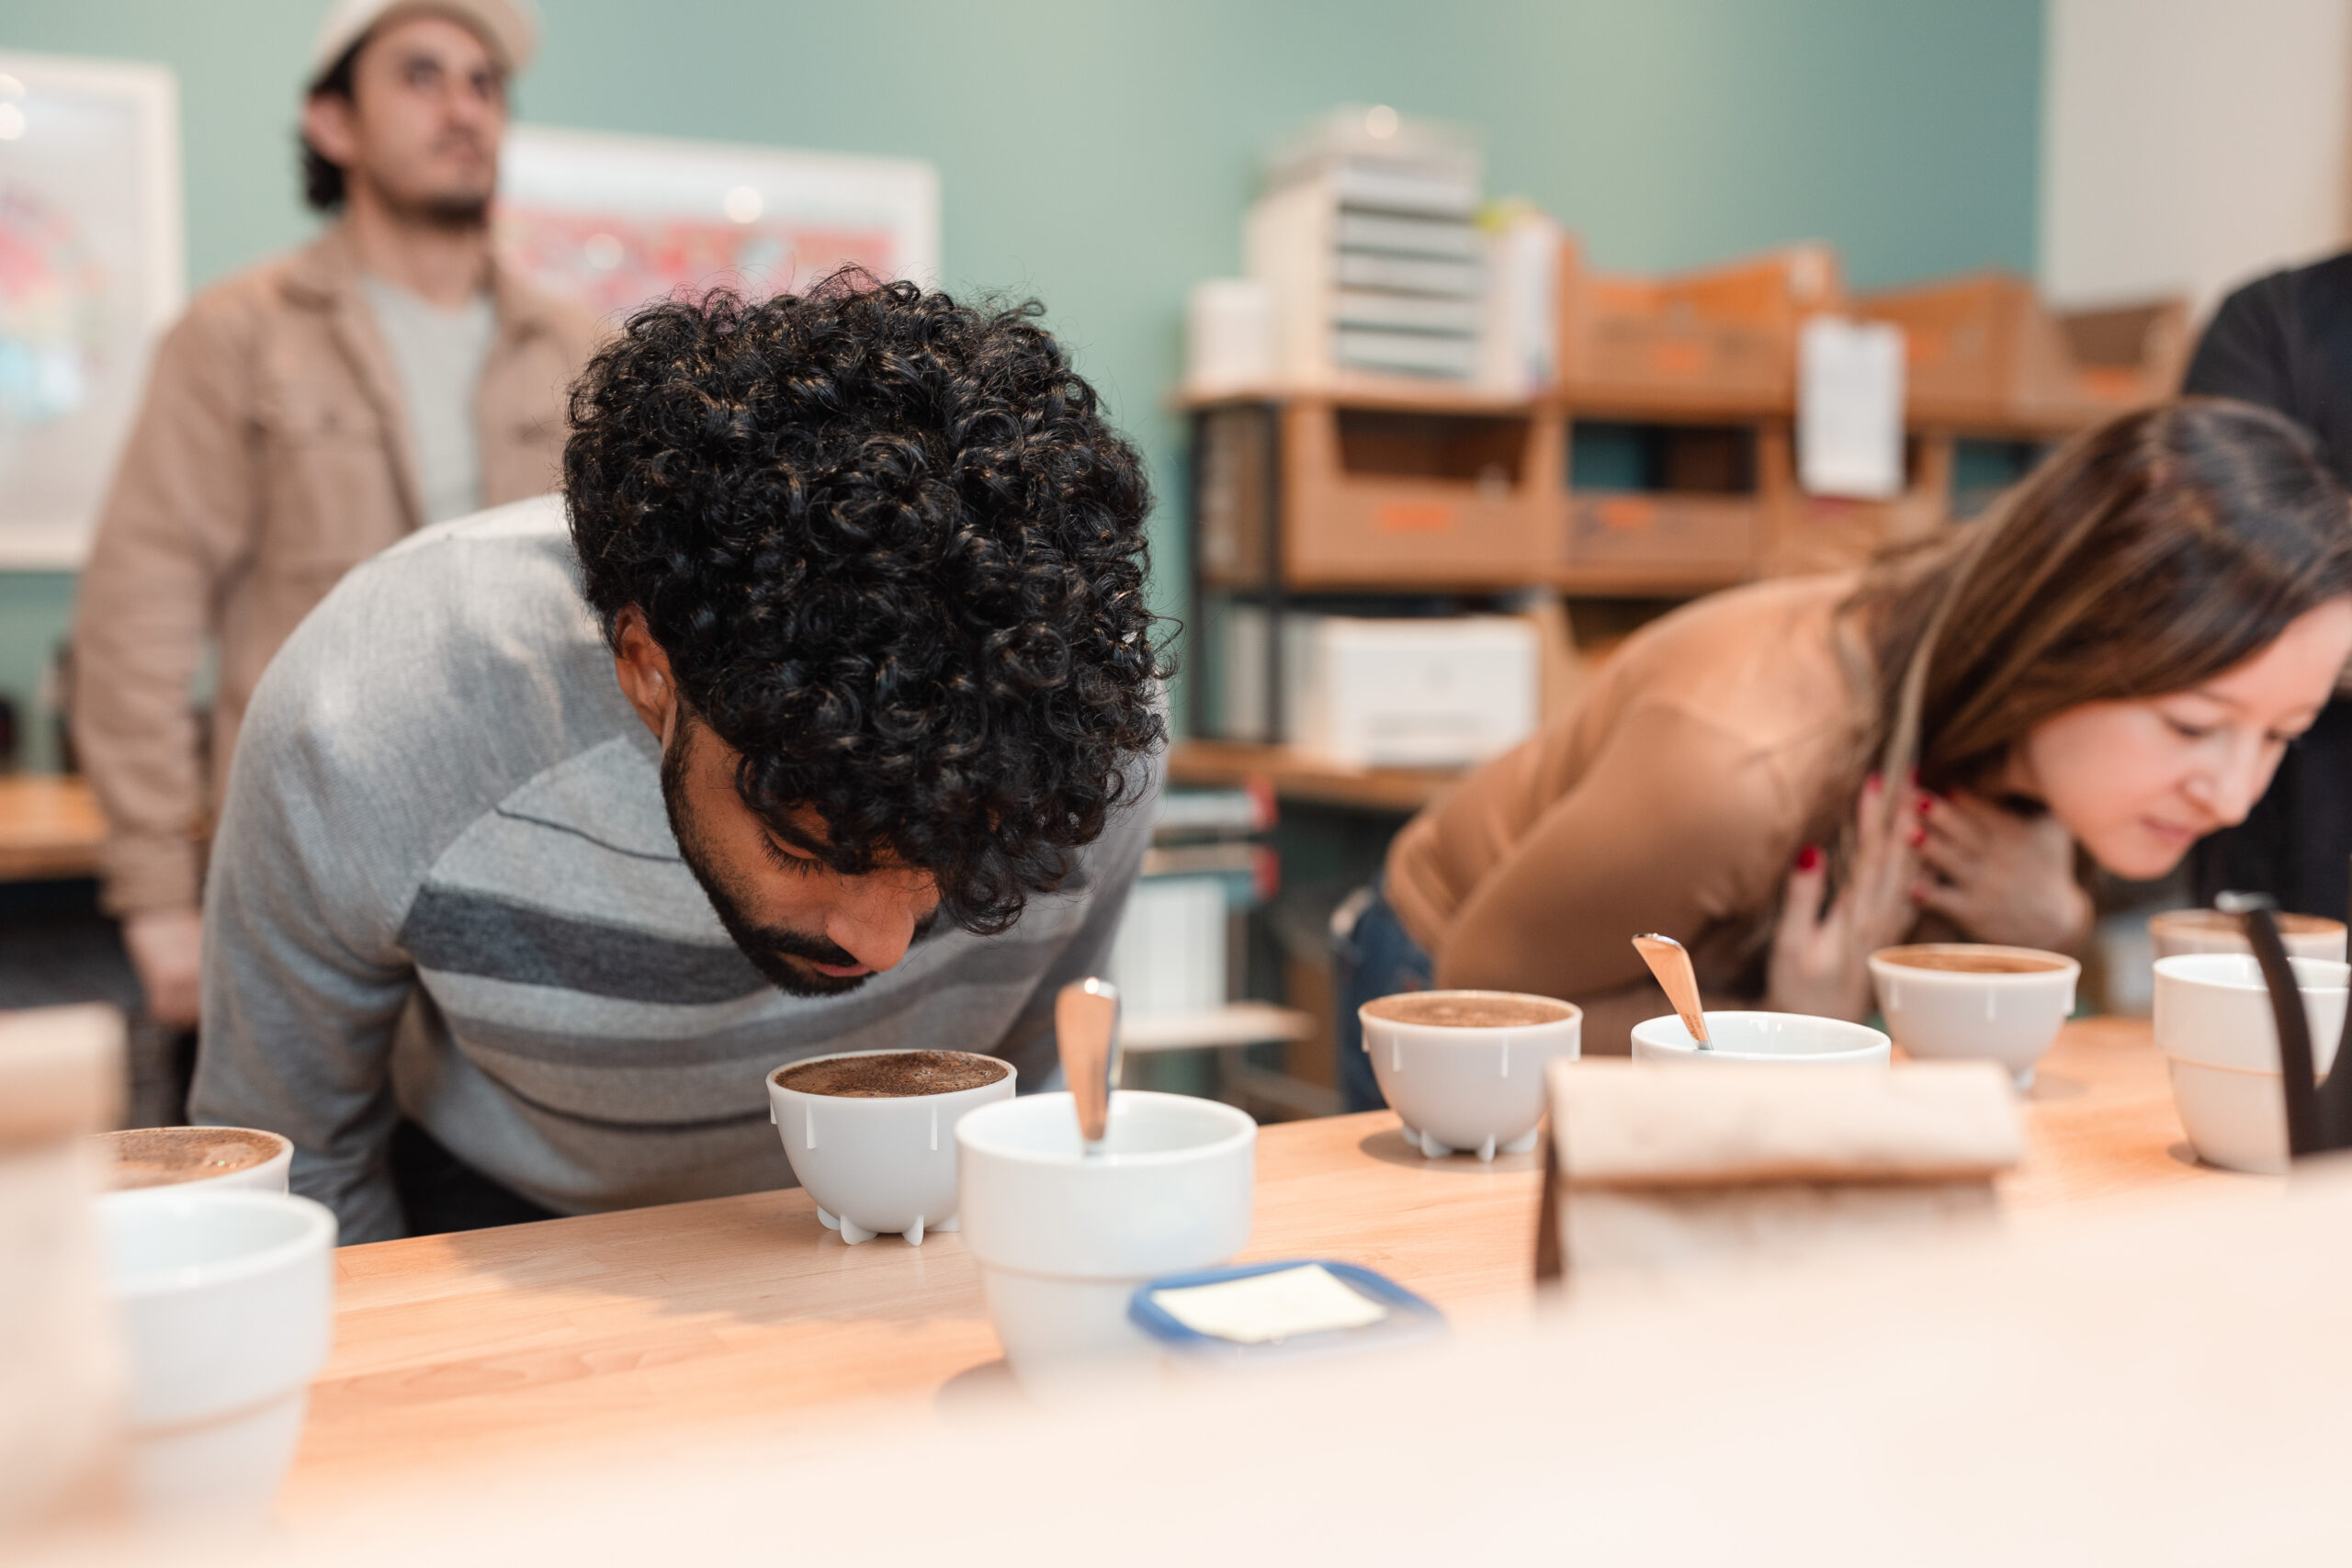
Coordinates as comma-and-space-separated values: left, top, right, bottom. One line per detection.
2153, 953, 2348, 1175
1358, 992, 1582, 1160
767, 1051, 1015, 1245
98, 1187, 336, 1524
1867, 945, 2080, 1089
956, 1090, 1255, 1382
1630, 1010, 1891, 1066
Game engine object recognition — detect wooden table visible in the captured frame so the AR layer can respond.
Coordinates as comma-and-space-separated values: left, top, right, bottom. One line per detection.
0, 774, 104, 882
283, 1016, 2220, 1516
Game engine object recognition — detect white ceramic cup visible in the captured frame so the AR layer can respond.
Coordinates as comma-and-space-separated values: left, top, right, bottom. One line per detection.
1630, 1010, 1892, 1066
956, 1090, 1255, 1383
2153, 953, 2349, 1175
1867, 943, 2080, 1089
2149, 908, 2348, 963
97, 1186, 336, 1525
1357, 990, 1582, 1160
765, 1050, 1015, 1246
93, 1126, 293, 1195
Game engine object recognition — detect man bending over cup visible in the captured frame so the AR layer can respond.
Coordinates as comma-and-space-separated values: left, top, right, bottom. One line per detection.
191, 280, 1168, 1242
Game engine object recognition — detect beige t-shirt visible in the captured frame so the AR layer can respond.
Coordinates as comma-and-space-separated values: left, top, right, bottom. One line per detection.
362, 274, 496, 524
1383, 574, 1865, 1052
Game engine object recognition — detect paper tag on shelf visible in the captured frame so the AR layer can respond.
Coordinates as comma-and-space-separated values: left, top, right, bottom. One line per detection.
1798, 316, 1906, 500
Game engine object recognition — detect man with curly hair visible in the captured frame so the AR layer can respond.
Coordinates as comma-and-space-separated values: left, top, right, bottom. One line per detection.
190, 280, 1169, 1242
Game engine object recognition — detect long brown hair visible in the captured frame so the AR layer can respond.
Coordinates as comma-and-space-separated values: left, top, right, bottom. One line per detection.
1848, 399, 2352, 811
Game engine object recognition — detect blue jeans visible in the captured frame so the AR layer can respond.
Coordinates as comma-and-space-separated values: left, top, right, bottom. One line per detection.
1331, 879, 1434, 1113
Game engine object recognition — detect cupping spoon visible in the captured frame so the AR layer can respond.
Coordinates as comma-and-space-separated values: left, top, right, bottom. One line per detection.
1631, 934, 1711, 1051
1057, 977, 1124, 1156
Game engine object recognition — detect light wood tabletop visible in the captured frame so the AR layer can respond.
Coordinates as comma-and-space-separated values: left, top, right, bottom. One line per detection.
281, 1014, 2222, 1517
0, 774, 105, 883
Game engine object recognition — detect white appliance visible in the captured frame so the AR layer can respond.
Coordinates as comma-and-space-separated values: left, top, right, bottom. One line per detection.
1222, 609, 1540, 767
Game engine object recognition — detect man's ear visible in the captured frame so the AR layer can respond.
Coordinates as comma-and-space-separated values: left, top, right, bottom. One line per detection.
300, 90, 359, 170
612, 606, 679, 744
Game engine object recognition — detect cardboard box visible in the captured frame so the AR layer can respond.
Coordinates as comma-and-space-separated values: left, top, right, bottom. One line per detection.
1556, 241, 1841, 413
1194, 399, 1556, 591
1855, 274, 2188, 427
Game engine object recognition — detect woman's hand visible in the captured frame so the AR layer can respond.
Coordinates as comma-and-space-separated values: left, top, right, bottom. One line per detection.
1912, 790, 2092, 954
1768, 773, 1921, 1021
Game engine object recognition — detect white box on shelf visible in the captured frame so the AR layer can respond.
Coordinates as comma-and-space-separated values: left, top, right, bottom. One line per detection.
1220, 609, 1539, 767
1108, 876, 1229, 1020
1242, 107, 1487, 388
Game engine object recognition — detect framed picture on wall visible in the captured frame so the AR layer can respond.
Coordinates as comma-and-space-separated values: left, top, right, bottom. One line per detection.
496, 124, 940, 322
0, 53, 184, 570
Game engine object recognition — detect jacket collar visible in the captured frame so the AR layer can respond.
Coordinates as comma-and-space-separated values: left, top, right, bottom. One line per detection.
279, 220, 562, 339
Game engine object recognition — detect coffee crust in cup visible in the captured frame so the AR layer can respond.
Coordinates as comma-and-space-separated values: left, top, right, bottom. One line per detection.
776, 1050, 1010, 1098
2153, 908, 2343, 935
1362, 991, 1574, 1028
102, 1126, 284, 1190
1875, 945, 2070, 975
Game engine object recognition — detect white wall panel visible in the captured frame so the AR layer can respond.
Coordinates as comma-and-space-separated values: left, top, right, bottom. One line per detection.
2041, 0, 2351, 316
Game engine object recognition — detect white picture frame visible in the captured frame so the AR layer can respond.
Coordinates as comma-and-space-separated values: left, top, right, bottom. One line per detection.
0, 52, 184, 570
496, 123, 940, 322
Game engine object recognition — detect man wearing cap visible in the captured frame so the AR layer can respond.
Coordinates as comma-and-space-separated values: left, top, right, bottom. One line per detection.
73, 0, 598, 1052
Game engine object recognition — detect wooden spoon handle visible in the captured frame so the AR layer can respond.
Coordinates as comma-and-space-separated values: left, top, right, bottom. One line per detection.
1056, 978, 1123, 1147
1631, 934, 1710, 1047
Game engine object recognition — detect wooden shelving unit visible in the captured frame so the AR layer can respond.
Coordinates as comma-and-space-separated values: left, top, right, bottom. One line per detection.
1167, 739, 1461, 814
1171, 258, 2183, 1107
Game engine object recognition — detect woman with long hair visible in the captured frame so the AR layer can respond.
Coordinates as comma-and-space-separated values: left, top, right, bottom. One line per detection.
1337, 399, 2352, 1105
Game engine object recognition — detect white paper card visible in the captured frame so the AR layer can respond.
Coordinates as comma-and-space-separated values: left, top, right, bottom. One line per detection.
1148, 1265, 1389, 1345
1798, 316, 1906, 500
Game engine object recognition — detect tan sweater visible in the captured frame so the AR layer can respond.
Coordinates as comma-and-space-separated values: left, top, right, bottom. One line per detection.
1385, 574, 1863, 1054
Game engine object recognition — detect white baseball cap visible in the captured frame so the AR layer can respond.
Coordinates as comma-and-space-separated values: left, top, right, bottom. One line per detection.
309, 0, 538, 85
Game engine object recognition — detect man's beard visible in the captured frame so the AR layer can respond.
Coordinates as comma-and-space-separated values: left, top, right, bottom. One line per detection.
357, 158, 492, 233
661, 726, 939, 998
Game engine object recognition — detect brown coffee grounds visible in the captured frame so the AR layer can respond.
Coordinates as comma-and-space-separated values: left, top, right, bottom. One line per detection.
1362, 992, 1573, 1028
2158, 909, 2339, 935
777, 1050, 1009, 1098
1879, 947, 2069, 975
104, 1126, 283, 1190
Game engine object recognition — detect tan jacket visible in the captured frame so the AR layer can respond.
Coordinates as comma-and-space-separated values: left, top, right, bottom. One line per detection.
1384, 574, 1864, 1053
72, 225, 602, 915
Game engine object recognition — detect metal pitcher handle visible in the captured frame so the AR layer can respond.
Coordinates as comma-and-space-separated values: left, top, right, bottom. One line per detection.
2218, 892, 2322, 1159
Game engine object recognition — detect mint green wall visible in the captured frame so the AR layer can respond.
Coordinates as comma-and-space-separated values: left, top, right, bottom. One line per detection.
0, 0, 2043, 768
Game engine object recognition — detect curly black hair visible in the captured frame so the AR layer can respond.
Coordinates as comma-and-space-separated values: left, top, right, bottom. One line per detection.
299, 41, 362, 213
564, 276, 1169, 934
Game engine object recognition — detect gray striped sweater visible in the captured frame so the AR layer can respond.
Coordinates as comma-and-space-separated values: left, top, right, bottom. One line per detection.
191, 496, 1156, 1243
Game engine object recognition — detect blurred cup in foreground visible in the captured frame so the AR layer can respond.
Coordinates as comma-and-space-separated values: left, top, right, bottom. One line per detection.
956, 1090, 1253, 1390
2154, 953, 2349, 1175
2149, 908, 2346, 963
1358, 989, 1581, 1160
1869, 943, 2079, 1089
98, 1186, 335, 1526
